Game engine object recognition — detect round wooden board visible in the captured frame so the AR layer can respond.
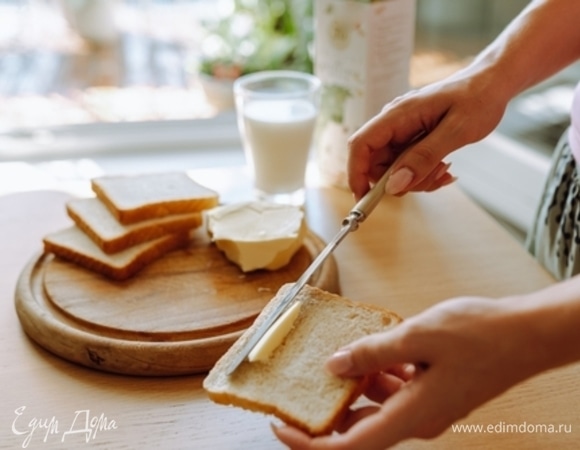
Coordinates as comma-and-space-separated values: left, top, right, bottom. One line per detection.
15, 228, 339, 376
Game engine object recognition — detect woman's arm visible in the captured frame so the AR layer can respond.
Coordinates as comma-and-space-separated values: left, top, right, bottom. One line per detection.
518, 273, 580, 371
474, 0, 580, 100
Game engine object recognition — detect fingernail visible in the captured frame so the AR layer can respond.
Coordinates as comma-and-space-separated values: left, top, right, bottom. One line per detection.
385, 168, 414, 195
325, 349, 353, 375
440, 175, 458, 187
434, 162, 452, 181
402, 363, 416, 377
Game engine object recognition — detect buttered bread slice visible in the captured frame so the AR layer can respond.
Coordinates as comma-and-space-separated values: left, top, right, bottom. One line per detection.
203, 284, 402, 436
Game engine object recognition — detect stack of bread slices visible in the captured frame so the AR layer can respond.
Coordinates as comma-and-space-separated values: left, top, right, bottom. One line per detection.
43, 172, 219, 281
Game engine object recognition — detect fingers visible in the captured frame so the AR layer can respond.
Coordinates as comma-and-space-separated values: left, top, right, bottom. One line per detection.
336, 406, 380, 433
347, 107, 427, 199
340, 375, 452, 446
386, 363, 416, 381
273, 380, 434, 450
325, 328, 421, 378
363, 372, 406, 404
271, 424, 313, 450
409, 161, 456, 193
346, 95, 445, 198
381, 160, 452, 194
381, 127, 461, 195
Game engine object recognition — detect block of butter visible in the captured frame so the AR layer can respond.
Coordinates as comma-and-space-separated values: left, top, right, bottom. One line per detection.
205, 201, 306, 272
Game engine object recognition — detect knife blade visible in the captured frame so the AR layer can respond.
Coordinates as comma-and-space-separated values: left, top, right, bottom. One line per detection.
225, 164, 396, 376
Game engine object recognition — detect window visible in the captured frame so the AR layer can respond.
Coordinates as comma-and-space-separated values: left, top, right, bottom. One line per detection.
1, 0, 543, 160
0, 0, 316, 158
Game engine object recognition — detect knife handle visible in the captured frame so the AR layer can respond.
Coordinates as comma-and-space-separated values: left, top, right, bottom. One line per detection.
349, 166, 393, 222
349, 138, 420, 223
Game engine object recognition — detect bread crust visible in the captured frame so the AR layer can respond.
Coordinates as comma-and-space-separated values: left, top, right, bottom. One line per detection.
43, 226, 189, 280
66, 197, 202, 254
91, 172, 219, 225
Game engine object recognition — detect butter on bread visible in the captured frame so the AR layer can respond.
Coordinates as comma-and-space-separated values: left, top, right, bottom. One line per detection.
203, 284, 402, 436
92, 172, 219, 225
67, 197, 203, 254
43, 226, 189, 281
206, 201, 306, 272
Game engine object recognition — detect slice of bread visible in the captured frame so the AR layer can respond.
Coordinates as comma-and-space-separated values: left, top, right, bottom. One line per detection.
66, 197, 203, 254
91, 172, 219, 224
43, 225, 189, 281
203, 284, 402, 436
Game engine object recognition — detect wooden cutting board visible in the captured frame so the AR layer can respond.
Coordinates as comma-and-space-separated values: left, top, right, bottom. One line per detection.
15, 228, 339, 376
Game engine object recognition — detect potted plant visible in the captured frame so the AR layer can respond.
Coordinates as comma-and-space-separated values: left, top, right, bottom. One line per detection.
196, 0, 313, 110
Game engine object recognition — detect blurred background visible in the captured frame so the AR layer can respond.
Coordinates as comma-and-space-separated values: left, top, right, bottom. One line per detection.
0, 0, 535, 129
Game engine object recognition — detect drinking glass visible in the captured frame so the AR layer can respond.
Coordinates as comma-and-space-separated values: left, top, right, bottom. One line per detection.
234, 71, 321, 206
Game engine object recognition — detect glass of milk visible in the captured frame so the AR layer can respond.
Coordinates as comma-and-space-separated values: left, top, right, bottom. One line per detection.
234, 71, 321, 206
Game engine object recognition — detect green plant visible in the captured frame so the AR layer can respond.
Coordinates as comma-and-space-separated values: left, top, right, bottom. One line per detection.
199, 0, 313, 79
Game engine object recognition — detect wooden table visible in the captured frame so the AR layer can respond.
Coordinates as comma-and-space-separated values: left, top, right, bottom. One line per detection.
1, 184, 578, 449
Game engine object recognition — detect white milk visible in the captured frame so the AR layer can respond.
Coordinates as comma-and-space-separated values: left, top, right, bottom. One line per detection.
240, 99, 316, 195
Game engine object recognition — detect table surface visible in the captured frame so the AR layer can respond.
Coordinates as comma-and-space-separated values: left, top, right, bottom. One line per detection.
1, 180, 578, 449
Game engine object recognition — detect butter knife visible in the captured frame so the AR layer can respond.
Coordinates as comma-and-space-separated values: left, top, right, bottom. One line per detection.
225, 165, 396, 376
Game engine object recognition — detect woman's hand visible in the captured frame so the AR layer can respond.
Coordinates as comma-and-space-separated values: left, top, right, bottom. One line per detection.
347, 68, 509, 200
345, 0, 580, 200
272, 296, 545, 450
